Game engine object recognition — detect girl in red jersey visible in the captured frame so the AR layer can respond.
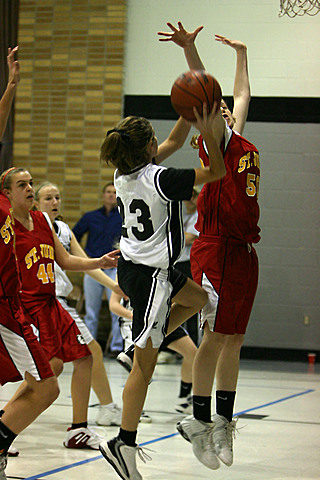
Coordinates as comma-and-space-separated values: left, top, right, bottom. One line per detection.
0, 50, 59, 480
1, 167, 119, 451
158, 22, 259, 470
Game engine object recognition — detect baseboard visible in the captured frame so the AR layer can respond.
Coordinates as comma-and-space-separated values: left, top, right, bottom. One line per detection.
240, 346, 319, 363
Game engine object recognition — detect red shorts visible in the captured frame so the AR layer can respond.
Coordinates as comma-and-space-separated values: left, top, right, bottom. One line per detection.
21, 294, 90, 363
0, 296, 54, 386
190, 235, 259, 335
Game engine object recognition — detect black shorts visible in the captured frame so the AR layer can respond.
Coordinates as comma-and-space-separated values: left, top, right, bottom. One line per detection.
160, 325, 188, 351
118, 256, 187, 349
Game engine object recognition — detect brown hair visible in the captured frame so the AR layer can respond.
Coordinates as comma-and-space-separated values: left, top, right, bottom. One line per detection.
100, 116, 154, 175
102, 182, 114, 193
0, 167, 27, 191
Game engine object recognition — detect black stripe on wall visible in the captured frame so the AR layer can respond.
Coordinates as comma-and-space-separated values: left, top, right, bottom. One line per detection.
124, 95, 320, 123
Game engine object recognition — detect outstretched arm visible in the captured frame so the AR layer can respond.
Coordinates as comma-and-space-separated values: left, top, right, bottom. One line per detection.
53, 228, 119, 271
0, 47, 20, 140
215, 35, 250, 134
158, 22, 205, 71
154, 117, 191, 165
69, 232, 125, 295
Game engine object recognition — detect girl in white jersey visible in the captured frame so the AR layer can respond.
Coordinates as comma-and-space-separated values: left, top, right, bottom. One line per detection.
98, 109, 226, 479
34, 181, 124, 427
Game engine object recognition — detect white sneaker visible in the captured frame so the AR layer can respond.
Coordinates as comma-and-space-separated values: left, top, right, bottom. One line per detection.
212, 414, 237, 466
175, 394, 193, 415
96, 403, 122, 426
100, 437, 151, 480
0, 453, 7, 480
177, 415, 220, 470
63, 426, 103, 450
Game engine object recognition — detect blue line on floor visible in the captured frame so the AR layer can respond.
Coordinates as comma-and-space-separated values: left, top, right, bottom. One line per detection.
22, 388, 314, 480
234, 388, 314, 416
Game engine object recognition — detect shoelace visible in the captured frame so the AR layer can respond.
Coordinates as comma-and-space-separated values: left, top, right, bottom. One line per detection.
136, 446, 154, 463
226, 417, 245, 447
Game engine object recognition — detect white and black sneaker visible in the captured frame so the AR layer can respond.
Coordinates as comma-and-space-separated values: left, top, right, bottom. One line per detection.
175, 394, 193, 415
0, 453, 7, 480
100, 437, 151, 480
117, 345, 134, 373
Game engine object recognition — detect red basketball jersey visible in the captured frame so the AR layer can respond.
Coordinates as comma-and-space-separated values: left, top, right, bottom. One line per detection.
0, 192, 21, 297
196, 125, 261, 244
14, 210, 56, 298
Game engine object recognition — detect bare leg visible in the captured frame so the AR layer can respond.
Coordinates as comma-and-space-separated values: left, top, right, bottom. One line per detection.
121, 338, 158, 432
167, 335, 197, 383
192, 324, 228, 396
71, 355, 92, 423
88, 339, 113, 405
3, 356, 63, 411
167, 278, 207, 335
215, 334, 244, 391
1, 372, 59, 434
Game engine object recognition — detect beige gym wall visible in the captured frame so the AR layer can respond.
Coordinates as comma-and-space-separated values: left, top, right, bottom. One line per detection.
13, 0, 126, 225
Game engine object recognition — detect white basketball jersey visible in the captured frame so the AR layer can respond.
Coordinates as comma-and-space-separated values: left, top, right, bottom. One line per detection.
53, 220, 73, 297
114, 163, 195, 269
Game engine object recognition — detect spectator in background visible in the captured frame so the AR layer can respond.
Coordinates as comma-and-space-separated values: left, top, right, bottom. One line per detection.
73, 183, 123, 354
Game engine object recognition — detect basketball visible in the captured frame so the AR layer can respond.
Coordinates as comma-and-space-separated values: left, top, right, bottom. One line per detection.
170, 70, 222, 122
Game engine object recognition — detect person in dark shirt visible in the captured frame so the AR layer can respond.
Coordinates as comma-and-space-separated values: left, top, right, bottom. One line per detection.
73, 183, 123, 353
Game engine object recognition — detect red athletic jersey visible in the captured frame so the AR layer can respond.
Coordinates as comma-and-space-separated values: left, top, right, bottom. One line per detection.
14, 210, 56, 298
196, 125, 261, 244
0, 192, 21, 297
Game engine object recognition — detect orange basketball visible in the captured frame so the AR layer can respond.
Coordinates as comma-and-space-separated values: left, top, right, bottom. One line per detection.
171, 70, 222, 122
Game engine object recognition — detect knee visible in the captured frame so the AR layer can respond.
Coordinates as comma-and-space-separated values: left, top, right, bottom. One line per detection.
50, 357, 64, 377
88, 339, 103, 361
74, 354, 93, 371
45, 376, 60, 405
34, 375, 60, 410
231, 334, 245, 349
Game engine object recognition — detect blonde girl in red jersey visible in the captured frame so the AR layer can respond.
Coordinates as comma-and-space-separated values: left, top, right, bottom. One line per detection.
158, 22, 259, 471
33, 181, 123, 427
1, 168, 119, 450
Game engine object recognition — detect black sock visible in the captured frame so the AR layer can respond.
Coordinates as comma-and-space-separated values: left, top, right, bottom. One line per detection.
119, 428, 137, 447
179, 381, 192, 398
71, 421, 88, 430
0, 420, 17, 454
216, 390, 236, 422
193, 395, 211, 423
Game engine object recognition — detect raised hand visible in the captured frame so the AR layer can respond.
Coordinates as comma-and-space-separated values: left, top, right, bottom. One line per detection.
7, 46, 20, 87
192, 101, 220, 136
215, 35, 246, 52
158, 22, 203, 48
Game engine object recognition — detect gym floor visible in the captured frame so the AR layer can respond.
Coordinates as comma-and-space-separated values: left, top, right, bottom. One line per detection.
1, 357, 319, 480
